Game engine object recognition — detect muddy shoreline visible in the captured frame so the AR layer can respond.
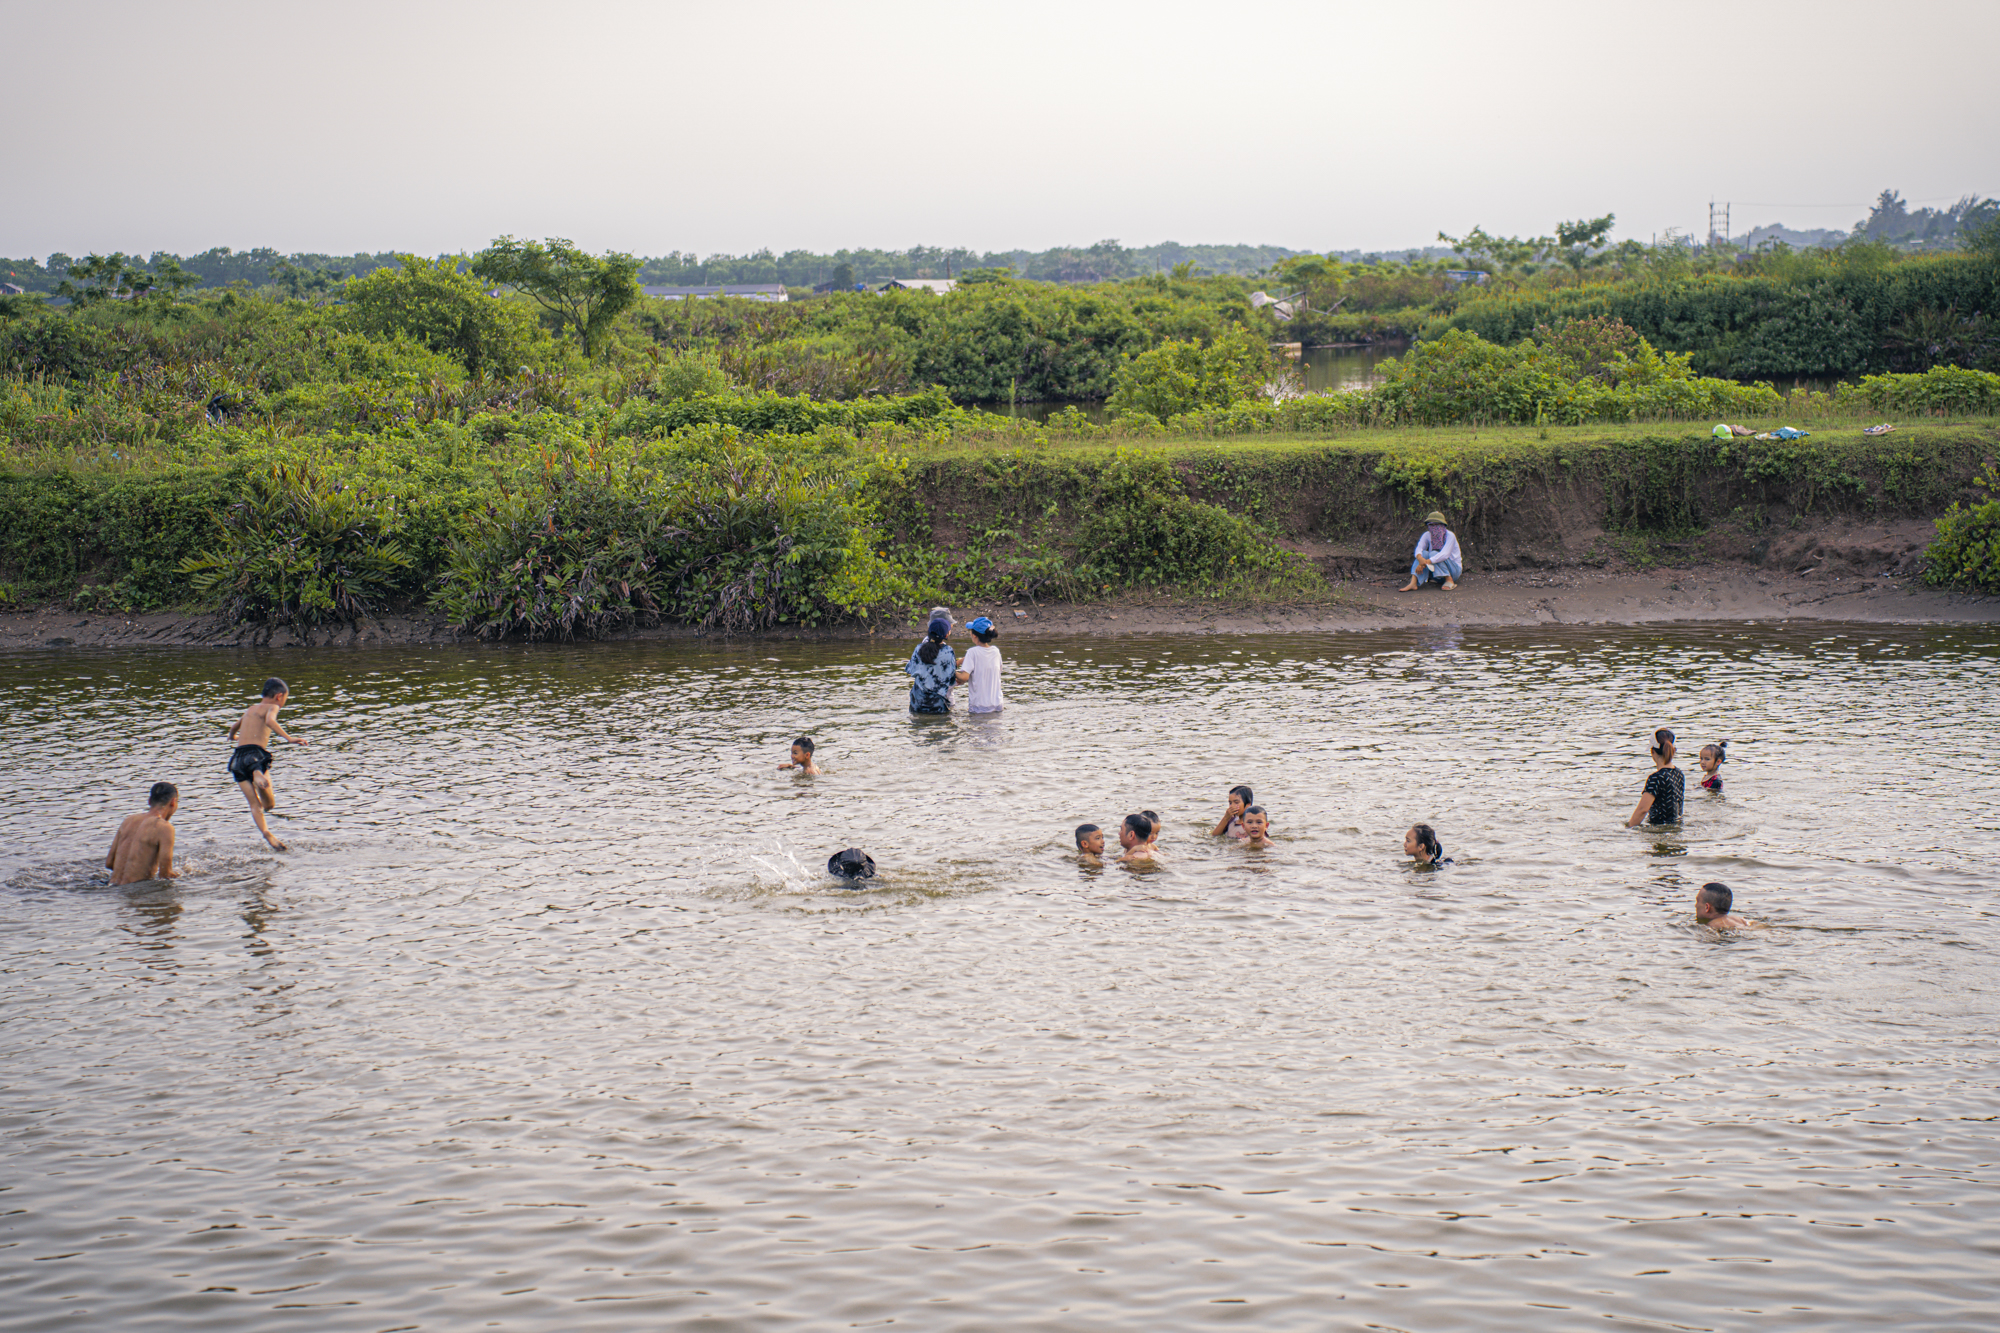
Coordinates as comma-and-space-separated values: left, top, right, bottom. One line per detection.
4, 561, 1995, 652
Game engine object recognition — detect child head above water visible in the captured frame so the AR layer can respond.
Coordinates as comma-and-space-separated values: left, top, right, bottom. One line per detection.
1699, 739, 1729, 775
1075, 823, 1103, 856
1404, 823, 1443, 864
1241, 806, 1270, 842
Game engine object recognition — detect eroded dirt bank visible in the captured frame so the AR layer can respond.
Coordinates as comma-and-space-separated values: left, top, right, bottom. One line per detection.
4, 545, 1994, 653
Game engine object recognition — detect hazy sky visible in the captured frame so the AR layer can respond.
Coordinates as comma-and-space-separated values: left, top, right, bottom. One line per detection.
5, 0, 1995, 261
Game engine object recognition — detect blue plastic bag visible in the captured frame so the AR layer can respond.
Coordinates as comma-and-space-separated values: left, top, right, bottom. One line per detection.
1773, 426, 1809, 441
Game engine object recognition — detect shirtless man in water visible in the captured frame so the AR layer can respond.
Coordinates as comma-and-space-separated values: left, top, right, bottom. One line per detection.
107, 782, 179, 884
228, 676, 305, 850
1695, 882, 1759, 930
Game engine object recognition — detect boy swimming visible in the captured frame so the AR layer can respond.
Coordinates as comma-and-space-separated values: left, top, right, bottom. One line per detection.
1141, 809, 1164, 850
780, 736, 821, 775
1694, 881, 1757, 930
1698, 739, 1729, 793
1211, 785, 1253, 839
1118, 813, 1156, 862
1075, 824, 1105, 859
1240, 806, 1272, 848
106, 782, 179, 885
227, 676, 305, 851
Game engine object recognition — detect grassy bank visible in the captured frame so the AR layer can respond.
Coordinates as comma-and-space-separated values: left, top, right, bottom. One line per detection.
4, 289, 1999, 633
4, 416, 1993, 629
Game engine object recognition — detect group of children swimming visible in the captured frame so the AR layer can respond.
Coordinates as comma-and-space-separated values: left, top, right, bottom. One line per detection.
98, 644, 1758, 932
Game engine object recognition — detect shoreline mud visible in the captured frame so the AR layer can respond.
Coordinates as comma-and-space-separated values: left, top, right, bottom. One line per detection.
4, 561, 1994, 652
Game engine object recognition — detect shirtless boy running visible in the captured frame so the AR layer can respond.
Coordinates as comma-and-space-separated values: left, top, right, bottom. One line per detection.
107, 782, 179, 885
228, 677, 305, 850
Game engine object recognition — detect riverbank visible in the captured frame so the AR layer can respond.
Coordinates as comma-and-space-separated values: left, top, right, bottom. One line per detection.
7, 549, 1993, 650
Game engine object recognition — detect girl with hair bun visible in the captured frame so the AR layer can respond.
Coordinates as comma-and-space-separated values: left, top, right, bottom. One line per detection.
1627, 728, 1685, 826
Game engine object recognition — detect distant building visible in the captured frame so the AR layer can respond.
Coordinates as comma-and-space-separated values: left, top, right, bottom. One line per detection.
642, 284, 789, 303
0, 282, 24, 295
879, 278, 957, 295
1444, 270, 1490, 285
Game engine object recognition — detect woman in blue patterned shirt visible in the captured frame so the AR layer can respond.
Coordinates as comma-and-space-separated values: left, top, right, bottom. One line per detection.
905, 616, 957, 714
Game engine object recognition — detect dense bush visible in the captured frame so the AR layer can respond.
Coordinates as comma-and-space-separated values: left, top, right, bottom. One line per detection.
1425, 253, 2000, 378
1923, 471, 2000, 593
178, 463, 412, 625
344, 255, 553, 377
435, 446, 913, 638
635, 276, 1267, 402
1106, 328, 1276, 419
1855, 365, 2000, 416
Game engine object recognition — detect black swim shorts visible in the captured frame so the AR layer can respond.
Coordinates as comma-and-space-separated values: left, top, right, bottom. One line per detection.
228, 744, 273, 784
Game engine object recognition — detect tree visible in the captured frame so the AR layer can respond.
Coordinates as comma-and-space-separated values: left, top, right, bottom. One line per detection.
1554, 214, 1615, 276
345, 254, 546, 377
471, 237, 641, 359
55, 252, 198, 307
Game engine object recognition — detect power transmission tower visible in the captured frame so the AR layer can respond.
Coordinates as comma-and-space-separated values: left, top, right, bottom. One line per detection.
1708, 201, 1731, 247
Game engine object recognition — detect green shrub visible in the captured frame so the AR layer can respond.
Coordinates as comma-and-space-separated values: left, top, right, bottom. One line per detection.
1923, 474, 2000, 593
344, 255, 552, 377
178, 463, 414, 625
1106, 328, 1276, 420
1855, 365, 2000, 416
1073, 449, 1314, 591
435, 447, 914, 638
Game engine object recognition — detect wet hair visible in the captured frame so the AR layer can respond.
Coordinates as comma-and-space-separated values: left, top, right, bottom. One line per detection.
1244, 804, 1267, 819
1411, 823, 1442, 860
792, 736, 815, 755
1698, 881, 1733, 914
261, 677, 288, 698
1229, 784, 1253, 806
1141, 809, 1160, 830
1702, 738, 1730, 765
1075, 823, 1100, 848
1123, 812, 1153, 840
917, 617, 949, 665
148, 782, 177, 807
1651, 728, 1676, 759
828, 848, 876, 880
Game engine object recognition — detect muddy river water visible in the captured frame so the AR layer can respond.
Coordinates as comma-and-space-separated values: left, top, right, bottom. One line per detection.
3, 624, 1997, 1331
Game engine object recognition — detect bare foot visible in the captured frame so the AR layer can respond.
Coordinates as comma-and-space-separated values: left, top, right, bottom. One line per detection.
1398, 580, 1418, 592
264, 833, 288, 852
1442, 577, 1457, 590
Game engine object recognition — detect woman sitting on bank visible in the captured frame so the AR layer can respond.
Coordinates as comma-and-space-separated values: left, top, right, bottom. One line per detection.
1627, 728, 1685, 826
906, 616, 958, 714
1399, 511, 1461, 592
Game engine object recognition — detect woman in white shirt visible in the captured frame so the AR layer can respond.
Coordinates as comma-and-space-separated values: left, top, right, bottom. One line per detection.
955, 616, 1005, 713
1399, 511, 1461, 591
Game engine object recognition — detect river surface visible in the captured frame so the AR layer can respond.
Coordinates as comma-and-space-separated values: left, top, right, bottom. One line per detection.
4, 624, 1997, 1331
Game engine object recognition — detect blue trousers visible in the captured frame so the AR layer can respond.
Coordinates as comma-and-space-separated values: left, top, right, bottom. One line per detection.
1411, 556, 1461, 585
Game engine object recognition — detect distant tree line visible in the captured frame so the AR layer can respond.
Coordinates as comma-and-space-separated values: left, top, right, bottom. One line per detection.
0, 247, 404, 295
634, 240, 1304, 287
0, 241, 1304, 296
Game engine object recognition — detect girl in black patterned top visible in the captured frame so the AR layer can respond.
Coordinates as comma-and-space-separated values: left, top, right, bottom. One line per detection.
1626, 728, 1685, 826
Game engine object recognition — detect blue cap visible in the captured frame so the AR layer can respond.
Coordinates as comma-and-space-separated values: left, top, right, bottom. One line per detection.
968, 616, 994, 635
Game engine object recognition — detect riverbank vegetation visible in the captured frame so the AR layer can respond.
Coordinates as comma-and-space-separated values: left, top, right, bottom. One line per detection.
3, 276, 1998, 630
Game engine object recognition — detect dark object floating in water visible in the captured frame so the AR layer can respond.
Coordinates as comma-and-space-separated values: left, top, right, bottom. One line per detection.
828, 848, 876, 881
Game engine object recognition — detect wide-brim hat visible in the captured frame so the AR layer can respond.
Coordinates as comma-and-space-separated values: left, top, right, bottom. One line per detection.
1424, 511, 1448, 525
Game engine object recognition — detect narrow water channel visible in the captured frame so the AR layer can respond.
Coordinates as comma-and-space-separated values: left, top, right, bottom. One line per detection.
4, 623, 1996, 1331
